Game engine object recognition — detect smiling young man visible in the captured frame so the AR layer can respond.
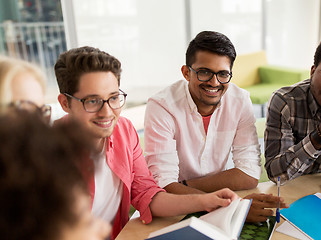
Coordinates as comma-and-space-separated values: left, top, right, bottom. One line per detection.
54, 46, 239, 239
145, 31, 261, 192
144, 31, 287, 222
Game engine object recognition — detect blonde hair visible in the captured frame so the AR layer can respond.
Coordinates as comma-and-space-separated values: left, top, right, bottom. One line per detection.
0, 56, 46, 112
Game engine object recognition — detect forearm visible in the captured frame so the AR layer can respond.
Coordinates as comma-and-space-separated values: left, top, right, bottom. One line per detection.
265, 133, 320, 183
186, 168, 258, 192
150, 188, 238, 217
150, 192, 206, 217
310, 127, 321, 150
164, 182, 205, 194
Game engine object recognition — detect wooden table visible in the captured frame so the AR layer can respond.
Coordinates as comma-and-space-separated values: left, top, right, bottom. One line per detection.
116, 174, 321, 240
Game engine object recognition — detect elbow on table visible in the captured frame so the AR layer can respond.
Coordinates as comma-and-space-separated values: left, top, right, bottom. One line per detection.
244, 177, 259, 189
236, 169, 259, 190
267, 172, 277, 183
264, 161, 281, 183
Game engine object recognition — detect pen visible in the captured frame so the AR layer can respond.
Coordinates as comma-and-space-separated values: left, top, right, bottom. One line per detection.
276, 176, 280, 223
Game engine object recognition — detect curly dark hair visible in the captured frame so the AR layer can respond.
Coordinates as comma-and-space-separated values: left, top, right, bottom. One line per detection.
186, 31, 237, 70
314, 42, 321, 67
54, 46, 122, 95
0, 111, 92, 240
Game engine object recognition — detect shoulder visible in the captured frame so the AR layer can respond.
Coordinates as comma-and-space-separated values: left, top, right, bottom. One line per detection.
221, 84, 255, 120
148, 80, 187, 106
268, 80, 310, 114
114, 116, 136, 134
112, 117, 138, 144
272, 79, 310, 101
228, 83, 249, 96
111, 117, 141, 152
225, 83, 251, 102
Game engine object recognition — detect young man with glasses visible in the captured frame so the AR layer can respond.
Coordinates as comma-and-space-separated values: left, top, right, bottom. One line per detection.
54, 46, 240, 239
144, 31, 287, 222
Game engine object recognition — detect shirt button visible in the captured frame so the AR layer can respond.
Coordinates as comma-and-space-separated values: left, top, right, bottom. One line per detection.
142, 220, 146, 224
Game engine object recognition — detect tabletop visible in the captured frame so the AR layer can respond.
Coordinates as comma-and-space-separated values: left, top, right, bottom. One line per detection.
116, 173, 321, 240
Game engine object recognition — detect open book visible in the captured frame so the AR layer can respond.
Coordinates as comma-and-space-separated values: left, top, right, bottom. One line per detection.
280, 192, 321, 240
146, 198, 251, 240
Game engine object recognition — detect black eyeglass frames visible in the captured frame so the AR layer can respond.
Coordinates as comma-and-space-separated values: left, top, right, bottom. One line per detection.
188, 66, 232, 84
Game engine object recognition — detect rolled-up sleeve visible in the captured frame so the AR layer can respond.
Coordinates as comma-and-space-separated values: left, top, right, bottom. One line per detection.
144, 100, 180, 188
232, 94, 261, 180
129, 121, 165, 223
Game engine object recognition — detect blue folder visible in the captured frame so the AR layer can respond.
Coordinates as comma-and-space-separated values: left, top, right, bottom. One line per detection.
280, 194, 321, 240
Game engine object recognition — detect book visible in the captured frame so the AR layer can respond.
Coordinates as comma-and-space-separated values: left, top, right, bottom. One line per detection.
239, 216, 276, 240
280, 192, 321, 240
180, 211, 277, 240
146, 198, 251, 240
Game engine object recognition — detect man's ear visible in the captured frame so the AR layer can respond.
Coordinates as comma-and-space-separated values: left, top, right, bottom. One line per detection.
181, 65, 191, 82
58, 93, 70, 113
310, 65, 316, 78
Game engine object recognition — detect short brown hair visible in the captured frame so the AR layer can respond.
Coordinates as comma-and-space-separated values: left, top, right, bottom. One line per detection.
0, 111, 92, 240
54, 46, 121, 95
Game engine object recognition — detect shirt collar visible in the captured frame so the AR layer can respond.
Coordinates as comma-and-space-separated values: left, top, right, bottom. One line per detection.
183, 81, 226, 114
184, 82, 198, 113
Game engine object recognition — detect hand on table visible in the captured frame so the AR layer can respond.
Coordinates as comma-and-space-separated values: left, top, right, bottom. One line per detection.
244, 193, 289, 222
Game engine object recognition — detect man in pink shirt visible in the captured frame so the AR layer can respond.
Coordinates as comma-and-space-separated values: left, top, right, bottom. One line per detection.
144, 31, 288, 222
54, 46, 239, 239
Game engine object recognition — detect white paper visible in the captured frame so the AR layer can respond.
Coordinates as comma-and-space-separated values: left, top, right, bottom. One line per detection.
314, 192, 321, 199
276, 221, 311, 240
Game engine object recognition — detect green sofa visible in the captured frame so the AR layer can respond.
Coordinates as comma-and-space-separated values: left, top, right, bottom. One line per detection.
245, 65, 310, 104
232, 51, 310, 105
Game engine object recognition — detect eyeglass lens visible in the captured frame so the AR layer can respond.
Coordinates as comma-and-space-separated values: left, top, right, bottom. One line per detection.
197, 69, 231, 83
84, 94, 126, 112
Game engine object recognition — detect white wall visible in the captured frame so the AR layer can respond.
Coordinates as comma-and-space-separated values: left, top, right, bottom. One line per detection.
62, 0, 320, 104
265, 0, 320, 69
190, 0, 263, 54
67, 0, 187, 103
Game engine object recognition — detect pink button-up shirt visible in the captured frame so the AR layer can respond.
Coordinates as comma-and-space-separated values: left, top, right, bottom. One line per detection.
56, 116, 164, 239
144, 80, 261, 188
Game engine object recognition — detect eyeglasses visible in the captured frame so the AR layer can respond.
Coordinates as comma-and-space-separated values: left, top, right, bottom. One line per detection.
64, 89, 127, 113
188, 66, 232, 84
8, 100, 52, 121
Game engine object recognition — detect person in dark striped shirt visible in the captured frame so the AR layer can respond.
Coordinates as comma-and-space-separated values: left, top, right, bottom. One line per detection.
265, 42, 321, 184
